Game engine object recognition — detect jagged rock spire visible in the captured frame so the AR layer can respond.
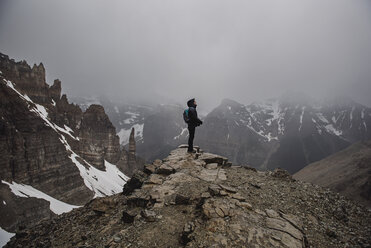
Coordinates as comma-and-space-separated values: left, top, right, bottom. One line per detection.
127, 127, 137, 173
129, 127, 136, 156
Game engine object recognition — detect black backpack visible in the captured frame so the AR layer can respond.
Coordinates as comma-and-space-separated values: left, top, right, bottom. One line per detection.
183, 108, 190, 123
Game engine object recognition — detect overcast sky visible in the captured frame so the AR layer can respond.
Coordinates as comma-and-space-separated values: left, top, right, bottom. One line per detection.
0, 0, 370, 113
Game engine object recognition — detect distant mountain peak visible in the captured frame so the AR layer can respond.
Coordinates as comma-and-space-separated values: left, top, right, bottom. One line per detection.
220, 98, 243, 106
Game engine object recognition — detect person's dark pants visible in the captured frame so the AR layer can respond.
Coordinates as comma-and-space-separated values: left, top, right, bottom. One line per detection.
188, 126, 195, 152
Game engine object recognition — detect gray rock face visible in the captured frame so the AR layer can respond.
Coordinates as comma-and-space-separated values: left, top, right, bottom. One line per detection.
6, 146, 371, 248
0, 53, 143, 233
78, 104, 121, 170
0, 86, 87, 199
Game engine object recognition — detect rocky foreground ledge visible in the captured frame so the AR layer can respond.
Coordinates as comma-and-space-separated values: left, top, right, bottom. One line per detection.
6, 146, 371, 248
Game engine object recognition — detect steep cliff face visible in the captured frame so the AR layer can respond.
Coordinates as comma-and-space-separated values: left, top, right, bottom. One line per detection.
78, 105, 121, 170
0, 53, 141, 233
5, 146, 371, 248
0, 54, 93, 206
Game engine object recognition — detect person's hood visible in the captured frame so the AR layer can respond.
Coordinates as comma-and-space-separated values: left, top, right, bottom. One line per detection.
187, 98, 196, 108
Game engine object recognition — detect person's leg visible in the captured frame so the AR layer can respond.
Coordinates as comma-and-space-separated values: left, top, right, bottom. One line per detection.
188, 126, 195, 152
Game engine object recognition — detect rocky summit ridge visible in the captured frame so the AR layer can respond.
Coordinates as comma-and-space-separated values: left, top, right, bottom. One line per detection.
6, 146, 371, 248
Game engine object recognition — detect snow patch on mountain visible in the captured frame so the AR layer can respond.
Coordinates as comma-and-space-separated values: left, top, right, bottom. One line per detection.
174, 127, 188, 140
117, 123, 144, 146
243, 100, 284, 140
1, 180, 80, 215
299, 106, 306, 131
332, 116, 337, 123
59, 135, 129, 198
316, 113, 329, 124
123, 111, 140, 124
0, 228, 14, 248
325, 124, 343, 136
257, 130, 278, 142
361, 109, 367, 131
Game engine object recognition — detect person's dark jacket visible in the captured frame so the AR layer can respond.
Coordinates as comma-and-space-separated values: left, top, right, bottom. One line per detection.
187, 99, 203, 127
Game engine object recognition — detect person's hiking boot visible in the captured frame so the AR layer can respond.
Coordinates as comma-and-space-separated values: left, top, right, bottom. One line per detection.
187, 150, 196, 153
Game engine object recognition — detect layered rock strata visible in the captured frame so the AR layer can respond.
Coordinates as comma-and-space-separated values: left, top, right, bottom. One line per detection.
6, 146, 371, 247
0, 53, 142, 233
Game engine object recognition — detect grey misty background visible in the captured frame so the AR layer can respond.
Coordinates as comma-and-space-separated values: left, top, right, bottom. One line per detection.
0, 0, 371, 114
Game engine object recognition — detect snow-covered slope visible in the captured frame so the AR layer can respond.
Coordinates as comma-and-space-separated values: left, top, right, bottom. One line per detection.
1, 180, 79, 215
0, 228, 14, 248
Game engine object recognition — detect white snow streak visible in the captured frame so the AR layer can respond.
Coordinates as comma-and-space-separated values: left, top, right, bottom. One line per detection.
1, 180, 79, 215
3, 79, 79, 140
316, 113, 329, 124
325, 124, 343, 136
59, 135, 129, 198
311, 118, 322, 134
299, 106, 306, 131
256, 130, 278, 142
332, 116, 336, 123
361, 109, 367, 131
0, 228, 14, 248
174, 127, 188, 140
264, 100, 285, 135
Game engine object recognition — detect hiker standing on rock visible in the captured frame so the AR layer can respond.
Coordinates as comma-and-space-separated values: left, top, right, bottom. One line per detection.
184, 98, 203, 153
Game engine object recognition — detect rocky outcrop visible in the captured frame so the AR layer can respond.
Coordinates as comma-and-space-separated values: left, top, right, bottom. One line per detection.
123, 128, 139, 175
78, 105, 121, 170
6, 146, 371, 248
0, 54, 50, 104
129, 128, 136, 156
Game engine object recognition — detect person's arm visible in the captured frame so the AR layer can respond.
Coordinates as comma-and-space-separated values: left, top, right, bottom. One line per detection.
194, 109, 203, 125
